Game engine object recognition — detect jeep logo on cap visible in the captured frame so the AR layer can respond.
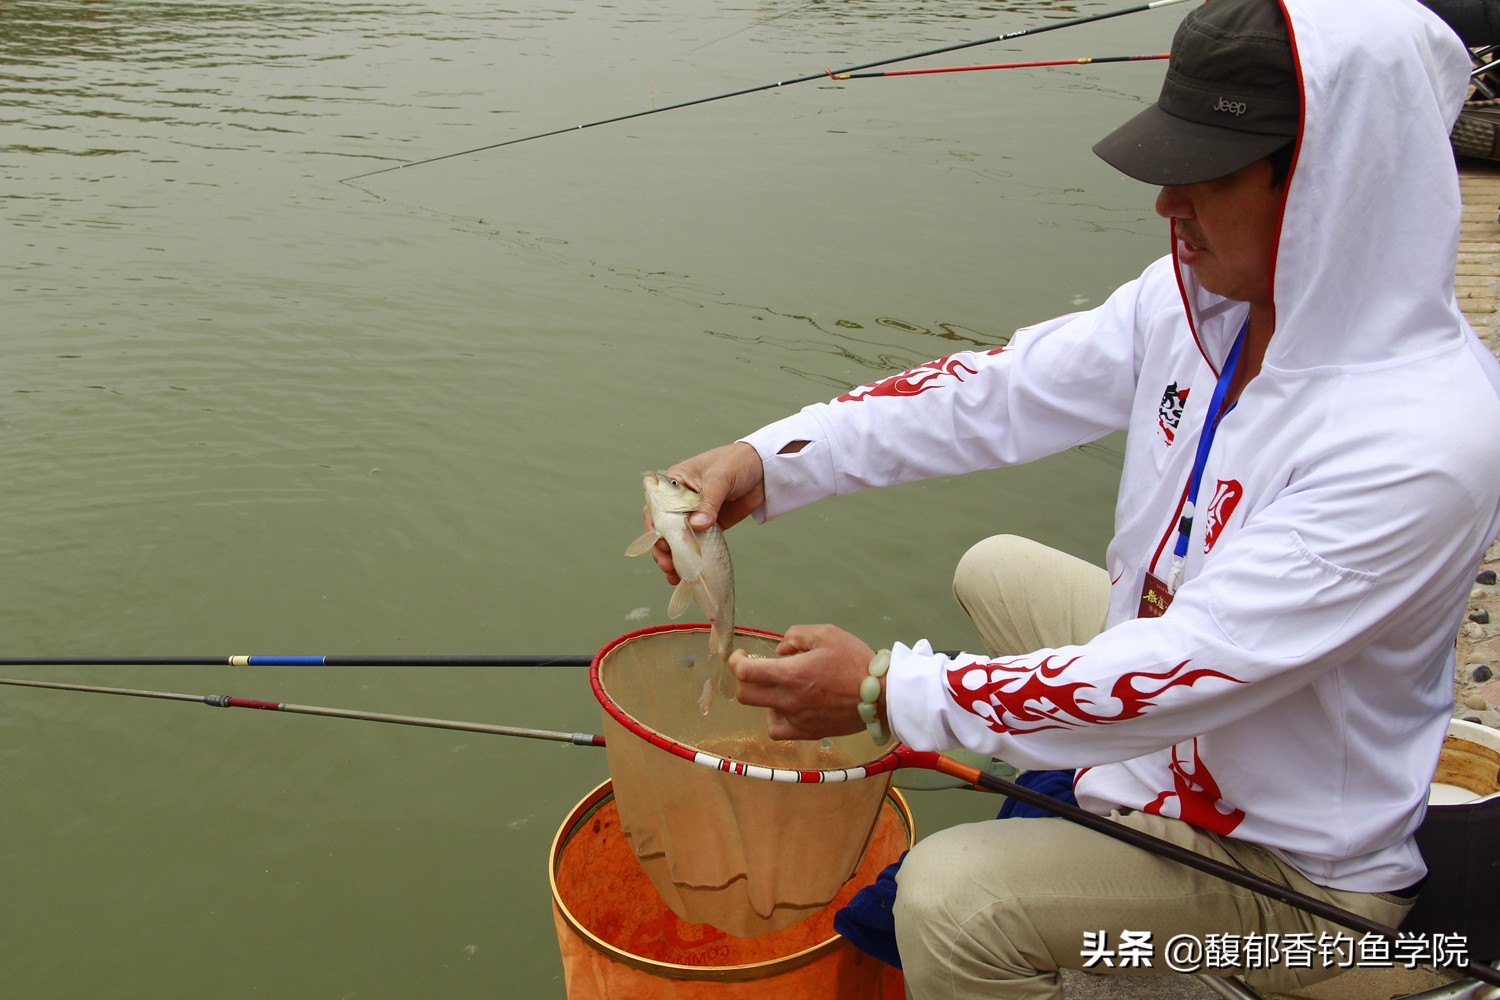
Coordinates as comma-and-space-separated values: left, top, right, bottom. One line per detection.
1213, 97, 1248, 116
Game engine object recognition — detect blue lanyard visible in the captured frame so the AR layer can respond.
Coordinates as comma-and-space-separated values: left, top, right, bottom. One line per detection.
1166, 319, 1247, 592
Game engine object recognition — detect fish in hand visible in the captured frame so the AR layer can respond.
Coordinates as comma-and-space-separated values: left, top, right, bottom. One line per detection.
626, 471, 736, 712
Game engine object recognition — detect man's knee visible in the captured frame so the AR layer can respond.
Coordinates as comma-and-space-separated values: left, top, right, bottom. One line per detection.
892, 832, 954, 932
893, 823, 1040, 942
894, 825, 1055, 988
953, 534, 1111, 655
894, 831, 977, 982
952, 534, 1034, 605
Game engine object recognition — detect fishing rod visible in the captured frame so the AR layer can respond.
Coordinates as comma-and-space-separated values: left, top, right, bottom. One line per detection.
0, 676, 605, 746
0, 654, 592, 668
591, 728, 1500, 986
589, 624, 1500, 987
831, 52, 1168, 80
12, 668, 1494, 987
339, 0, 1194, 183
0, 650, 978, 669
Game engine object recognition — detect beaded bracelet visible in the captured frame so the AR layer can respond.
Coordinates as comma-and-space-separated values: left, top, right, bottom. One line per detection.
857, 648, 892, 746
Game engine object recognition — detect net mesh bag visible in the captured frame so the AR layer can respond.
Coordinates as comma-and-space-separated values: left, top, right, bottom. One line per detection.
592, 624, 894, 938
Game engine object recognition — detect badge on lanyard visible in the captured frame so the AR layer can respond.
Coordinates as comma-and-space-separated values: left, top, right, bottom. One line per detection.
1138, 570, 1173, 618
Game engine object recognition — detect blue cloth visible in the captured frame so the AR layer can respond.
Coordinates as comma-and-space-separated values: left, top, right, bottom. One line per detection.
833, 850, 909, 967
995, 767, 1079, 819
833, 769, 1078, 969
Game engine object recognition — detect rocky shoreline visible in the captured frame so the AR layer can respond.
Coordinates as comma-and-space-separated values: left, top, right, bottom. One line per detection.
1453, 162, 1500, 733
1455, 546, 1499, 729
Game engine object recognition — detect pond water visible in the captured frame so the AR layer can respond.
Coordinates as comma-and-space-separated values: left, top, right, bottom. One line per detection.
1, 1, 1180, 995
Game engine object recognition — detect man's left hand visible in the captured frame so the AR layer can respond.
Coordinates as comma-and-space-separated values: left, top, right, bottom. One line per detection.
731, 624, 880, 741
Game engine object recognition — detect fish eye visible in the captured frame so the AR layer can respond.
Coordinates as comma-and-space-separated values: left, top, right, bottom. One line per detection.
666, 477, 681, 487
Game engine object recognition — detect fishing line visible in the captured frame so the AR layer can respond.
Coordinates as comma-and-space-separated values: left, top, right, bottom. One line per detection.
686, 0, 825, 54
338, 0, 1193, 184
831, 52, 1168, 79
0, 676, 604, 746
0, 654, 592, 667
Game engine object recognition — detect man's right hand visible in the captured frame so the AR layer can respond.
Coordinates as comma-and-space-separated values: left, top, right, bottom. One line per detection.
650, 442, 765, 583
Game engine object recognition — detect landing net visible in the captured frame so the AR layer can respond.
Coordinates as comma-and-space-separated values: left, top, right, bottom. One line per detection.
591, 624, 893, 937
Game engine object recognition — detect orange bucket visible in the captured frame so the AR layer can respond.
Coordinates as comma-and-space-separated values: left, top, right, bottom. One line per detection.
550, 780, 909, 998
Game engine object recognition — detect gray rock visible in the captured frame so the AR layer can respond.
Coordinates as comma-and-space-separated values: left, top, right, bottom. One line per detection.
1475, 664, 1495, 683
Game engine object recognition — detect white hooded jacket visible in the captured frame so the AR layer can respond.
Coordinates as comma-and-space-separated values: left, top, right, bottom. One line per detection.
739, 0, 1500, 891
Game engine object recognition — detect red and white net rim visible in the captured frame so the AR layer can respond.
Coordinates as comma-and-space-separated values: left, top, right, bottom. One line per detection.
590, 624, 921, 783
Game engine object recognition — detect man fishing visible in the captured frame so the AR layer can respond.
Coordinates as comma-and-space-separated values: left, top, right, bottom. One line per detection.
652, 0, 1500, 995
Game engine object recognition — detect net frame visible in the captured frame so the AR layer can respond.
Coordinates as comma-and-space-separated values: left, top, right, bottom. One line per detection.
590, 623, 900, 936
590, 624, 944, 783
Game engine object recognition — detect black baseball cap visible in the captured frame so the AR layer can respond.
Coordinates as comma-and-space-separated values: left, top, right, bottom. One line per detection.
1093, 0, 1300, 185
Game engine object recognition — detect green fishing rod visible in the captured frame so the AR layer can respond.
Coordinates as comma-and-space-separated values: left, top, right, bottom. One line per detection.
340, 0, 1194, 183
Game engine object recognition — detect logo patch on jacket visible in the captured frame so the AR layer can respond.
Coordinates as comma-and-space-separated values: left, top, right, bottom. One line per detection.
1203, 479, 1243, 553
837, 348, 1006, 403
1156, 382, 1190, 444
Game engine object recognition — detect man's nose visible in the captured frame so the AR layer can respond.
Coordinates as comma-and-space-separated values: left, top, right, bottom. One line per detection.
1155, 185, 1191, 220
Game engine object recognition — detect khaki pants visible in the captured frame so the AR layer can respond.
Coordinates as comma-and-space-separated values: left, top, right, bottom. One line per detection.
894, 535, 1415, 999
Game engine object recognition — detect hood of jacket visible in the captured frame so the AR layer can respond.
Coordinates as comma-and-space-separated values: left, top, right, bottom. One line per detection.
1178, 0, 1474, 375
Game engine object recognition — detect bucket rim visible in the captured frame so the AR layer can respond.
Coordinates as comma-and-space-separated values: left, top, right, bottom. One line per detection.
1430, 718, 1500, 807
548, 778, 914, 982
1446, 717, 1500, 752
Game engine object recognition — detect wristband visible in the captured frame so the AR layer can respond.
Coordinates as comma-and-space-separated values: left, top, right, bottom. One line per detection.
857, 649, 892, 746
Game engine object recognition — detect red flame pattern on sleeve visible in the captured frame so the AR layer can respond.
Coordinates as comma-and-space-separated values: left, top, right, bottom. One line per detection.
944, 655, 1242, 735
837, 348, 1007, 403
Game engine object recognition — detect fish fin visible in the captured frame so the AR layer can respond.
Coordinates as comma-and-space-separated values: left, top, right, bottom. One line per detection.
698, 676, 715, 716
624, 530, 659, 557
668, 580, 694, 619
692, 579, 720, 618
